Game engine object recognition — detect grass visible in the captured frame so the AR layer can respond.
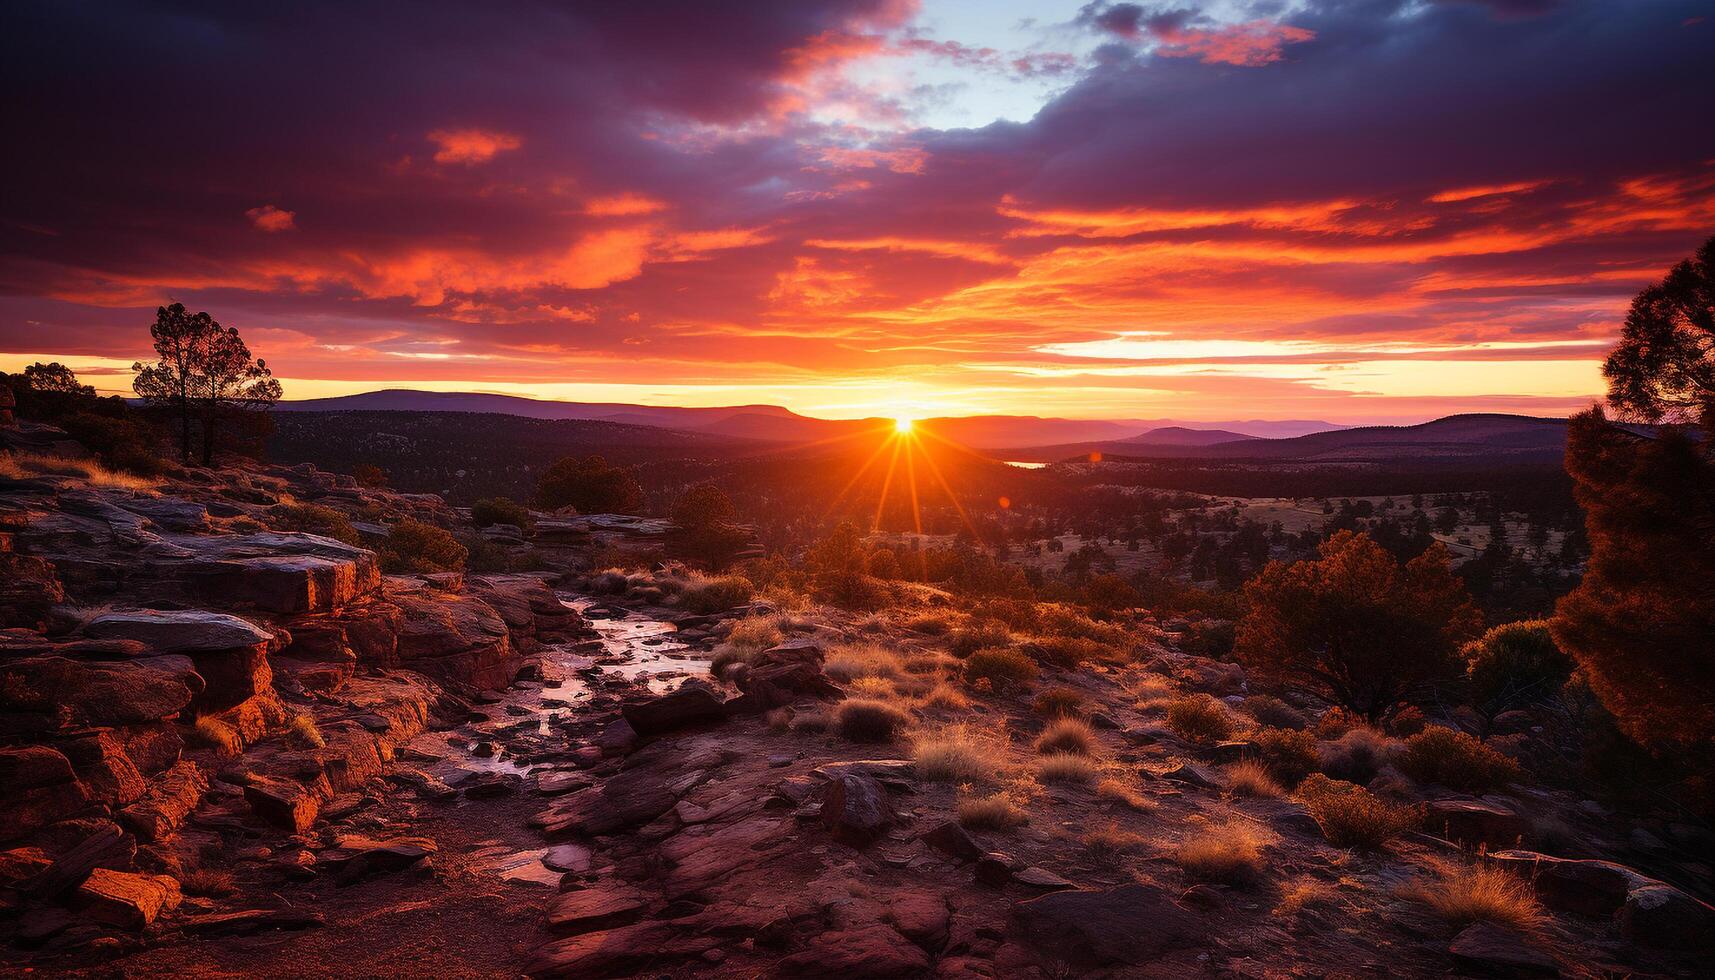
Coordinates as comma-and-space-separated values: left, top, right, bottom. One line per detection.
1035, 717, 1098, 756
1032, 687, 1084, 718
179, 867, 237, 897
791, 709, 831, 733
920, 682, 970, 711
957, 791, 1029, 831
1403, 859, 1546, 931
189, 715, 241, 756
677, 574, 754, 614
1296, 774, 1415, 849
1166, 695, 1236, 743
1274, 878, 1338, 917
1081, 822, 1151, 858
0, 451, 160, 490
835, 699, 911, 743
948, 621, 1012, 658
825, 642, 906, 683
1036, 753, 1102, 784
1096, 777, 1156, 812
1128, 673, 1178, 711
1250, 727, 1321, 788
848, 676, 898, 698
1225, 760, 1284, 798
962, 647, 1038, 691
1177, 818, 1272, 885
1318, 726, 1398, 784
913, 725, 1003, 784
286, 713, 325, 749
1241, 695, 1308, 731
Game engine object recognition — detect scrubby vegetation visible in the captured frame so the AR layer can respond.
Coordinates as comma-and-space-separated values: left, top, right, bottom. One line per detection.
1297, 775, 1415, 849
380, 518, 468, 573
1397, 727, 1523, 793
471, 496, 533, 532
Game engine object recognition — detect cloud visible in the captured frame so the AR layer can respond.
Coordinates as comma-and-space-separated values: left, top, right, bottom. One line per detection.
245, 205, 296, 232
428, 128, 523, 165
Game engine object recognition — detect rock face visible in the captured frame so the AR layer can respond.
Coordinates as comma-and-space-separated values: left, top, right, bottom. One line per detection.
1012, 884, 1202, 968
620, 681, 727, 735
1427, 799, 1530, 849
77, 868, 182, 930
1448, 923, 1559, 977
0, 747, 90, 841
820, 771, 892, 846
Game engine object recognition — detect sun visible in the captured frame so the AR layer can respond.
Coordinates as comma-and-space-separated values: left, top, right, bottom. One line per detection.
893, 416, 914, 435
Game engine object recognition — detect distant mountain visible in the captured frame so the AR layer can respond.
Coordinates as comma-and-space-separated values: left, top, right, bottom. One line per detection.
1013, 414, 1579, 464
276, 389, 1345, 450
1122, 426, 1251, 447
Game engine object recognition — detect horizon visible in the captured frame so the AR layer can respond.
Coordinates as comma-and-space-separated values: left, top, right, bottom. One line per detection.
5, 2, 1712, 423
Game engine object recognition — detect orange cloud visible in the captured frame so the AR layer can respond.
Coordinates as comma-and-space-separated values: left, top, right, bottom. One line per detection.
1428, 180, 1553, 204
1154, 20, 1315, 67
245, 204, 296, 232
428, 128, 522, 165
584, 193, 668, 216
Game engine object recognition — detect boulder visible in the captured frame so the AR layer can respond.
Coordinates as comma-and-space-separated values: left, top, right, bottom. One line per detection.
1162, 763, 1219, 789
60, 731, 147, 807
546, 883, 650, 934
729, 640, 842, 711
533, 768, 678, 836
0, 655, 199, 737
921, 820, 985, 862
821, 772, 891, 846
0, 746, 90, 842
83, 609, 272, 652
1485, 851, 1642, 917
776, 923, 931, 977
1619, 882, 1715, 949
620, 681, 727, 736
77, 867, 182, 930
1448, 923, 1559, 977
389, 589, 516, 690
526, 922, 721, 978
1011, 884, 1202, 968
174, 532, 380, 614
119, 761, 208, 842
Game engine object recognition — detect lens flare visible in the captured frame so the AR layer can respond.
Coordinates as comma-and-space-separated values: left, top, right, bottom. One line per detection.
894, 417, 914, 435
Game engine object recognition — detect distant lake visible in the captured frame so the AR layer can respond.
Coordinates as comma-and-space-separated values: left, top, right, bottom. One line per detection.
1003, 460, 1047, 469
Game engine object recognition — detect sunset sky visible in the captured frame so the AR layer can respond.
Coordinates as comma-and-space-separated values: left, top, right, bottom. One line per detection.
3, 0, 1712, 422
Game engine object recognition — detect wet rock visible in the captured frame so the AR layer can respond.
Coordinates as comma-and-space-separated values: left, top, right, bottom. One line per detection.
620, 681, 727, 736
1011, 883, 1201, 968
462, 773, 518, 799
1448, 923, 1559, 977
77, 867, 182, 930
921, 820, 984, 862
777, 923, 931, 978
546, 883, 650, 934
821, 772, 892, 846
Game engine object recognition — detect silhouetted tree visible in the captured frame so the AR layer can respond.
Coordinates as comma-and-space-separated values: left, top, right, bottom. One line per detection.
1602, 233, 1714, 428
132, 304, 281, 464
22, 362, 94, 398
1236, 530, 1482, 722
535, 454, 643, 514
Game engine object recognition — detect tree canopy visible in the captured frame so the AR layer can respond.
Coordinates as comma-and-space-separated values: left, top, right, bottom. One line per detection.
132, 304, 281, 464
535, 455, 643, 514
1603, 233, 1715, 428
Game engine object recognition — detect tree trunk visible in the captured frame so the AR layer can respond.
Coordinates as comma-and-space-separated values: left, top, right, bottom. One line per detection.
178, 398, 191, 463
201, 410, 215, 466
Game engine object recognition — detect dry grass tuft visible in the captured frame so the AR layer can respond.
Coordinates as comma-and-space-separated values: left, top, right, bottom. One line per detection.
913, 725, 1004, 784
1177, 818, 1272, 885
765, 707, 794, 731
791, 709, 831, 733
1032, 687, 1085, 718
180, 867, 237, 897
848, 676, 898, 699
1225, 759, 1284, 798
189, 715, 241, 756
1081, 822, 1151, 857
286, 713, 325, 749
920, 682, 970, 711
1036, 753, 1102, 784
962, 647, 1038, 691
0, 452, 161, 490
826, 642, 905, 682
1403, 859, 1546, 931
835, 698, 911, 743
1035, 717, 1099, 756
1274, 878, 1338, 916
957, 790, 1029, 830
1166, 694, 1237, 743
1096, 776, 1156, 812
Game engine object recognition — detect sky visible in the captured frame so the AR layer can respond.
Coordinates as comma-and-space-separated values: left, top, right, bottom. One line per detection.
2, 0, 1712, 423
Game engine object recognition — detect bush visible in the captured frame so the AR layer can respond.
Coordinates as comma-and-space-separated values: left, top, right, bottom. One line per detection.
471, 496, 533, 532
1404, 859, 1545, 931
1025, 635, 1103, 668
1464, 620, 1572, 722
535, 454, 643, 514
1241, 695, 1308, 731
678, 575, 754, 614
268, 503, 362, 546
1318, 726, 1397, 784
835, 699, 911, 743
1032, 687, 1084, 718
381, 519, 467, 573
1035, 717, 1098, 756
1236, 530, 1482, 721
1166, 695, 1236, 743
1251, 727, 1320, 788
351, 463, 388, 488
949, 621, 1012, 658
1296, 774, 1414, 849
1177, 819, 1270, 884
963, 647, 1037, 692
1398, 727, 1523, 793
957, 791, 1028, 830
